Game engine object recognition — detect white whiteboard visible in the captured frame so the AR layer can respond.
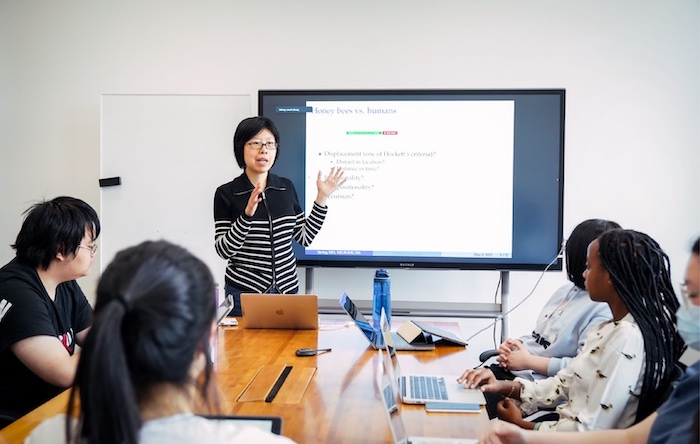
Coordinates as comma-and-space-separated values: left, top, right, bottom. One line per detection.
100, 94, 251, 294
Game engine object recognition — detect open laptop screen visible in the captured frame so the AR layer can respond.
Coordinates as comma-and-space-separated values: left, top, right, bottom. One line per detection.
340, 292, 381, 346
200, 415, 283, 435
241, 294, 318, 329
216, 294, 235, 325
376, 346, 409, 443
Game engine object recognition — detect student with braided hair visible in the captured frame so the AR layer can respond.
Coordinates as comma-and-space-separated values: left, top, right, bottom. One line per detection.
459, 218, 619, 420
461, 229, 685, 432
477, 236, 700, 444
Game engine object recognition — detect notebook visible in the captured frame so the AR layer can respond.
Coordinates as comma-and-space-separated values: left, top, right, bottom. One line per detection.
380, 310, 485, 406
240, 294, 318, 330
339, 293, 435, 351
399, 321, 468, 347
376, 345, 477, 444
200, 415, 283, 435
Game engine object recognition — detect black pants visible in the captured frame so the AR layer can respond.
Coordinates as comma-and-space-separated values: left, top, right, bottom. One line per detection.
484, 364, 559, 423
485, 364, 516, 419
224, 283, 245, 317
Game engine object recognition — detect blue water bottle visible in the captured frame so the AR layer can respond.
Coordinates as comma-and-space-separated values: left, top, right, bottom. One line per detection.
372, 268, 391, 331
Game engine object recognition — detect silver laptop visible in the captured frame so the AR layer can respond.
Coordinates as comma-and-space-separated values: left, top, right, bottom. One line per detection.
216, 294, 235, 325
339, 293, 435, 351
377, 344, 477, 444
380, 310, 485, 406
240, 294, 318, 330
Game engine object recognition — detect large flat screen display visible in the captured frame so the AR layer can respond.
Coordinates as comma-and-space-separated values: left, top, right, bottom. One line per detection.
259, 89, 564, 271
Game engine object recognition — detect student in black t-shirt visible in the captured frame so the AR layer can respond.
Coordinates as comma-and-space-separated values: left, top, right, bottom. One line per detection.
0, 196, 99, 427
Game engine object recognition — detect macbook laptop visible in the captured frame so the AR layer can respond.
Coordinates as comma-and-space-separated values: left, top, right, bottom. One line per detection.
380, 310, 485, 406
340, 293, 435, 351
376, 345, 477, 444
240, 294, 318, 330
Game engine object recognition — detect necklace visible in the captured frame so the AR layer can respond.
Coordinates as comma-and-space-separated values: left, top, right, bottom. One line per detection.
553, 286, 581, 316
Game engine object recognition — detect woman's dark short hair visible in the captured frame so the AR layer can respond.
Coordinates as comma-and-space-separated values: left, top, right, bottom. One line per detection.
70, 240, 218, 443
12, 196, 100, 270
565, 218, 621, 289
232, 116, 280, 169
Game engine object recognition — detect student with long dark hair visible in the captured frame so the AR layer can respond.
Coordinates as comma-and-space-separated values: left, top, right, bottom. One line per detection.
0, 196, 99, 427
477, 236, 700, 443
26, 240, 294, 444
460, 219, 619, 418
461, 229, 685, 432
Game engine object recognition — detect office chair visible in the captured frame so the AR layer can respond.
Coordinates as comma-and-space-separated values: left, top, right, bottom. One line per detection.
478, 349, 500, 365
0, 414, 16, 430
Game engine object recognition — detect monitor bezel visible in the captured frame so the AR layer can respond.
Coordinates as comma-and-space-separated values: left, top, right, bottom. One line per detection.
258, 88, 565, 272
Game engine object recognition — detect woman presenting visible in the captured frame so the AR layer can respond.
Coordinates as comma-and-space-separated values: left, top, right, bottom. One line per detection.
214, 116, 345, 316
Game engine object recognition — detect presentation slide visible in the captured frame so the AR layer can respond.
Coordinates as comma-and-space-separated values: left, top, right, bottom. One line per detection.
302, 100, 515, 259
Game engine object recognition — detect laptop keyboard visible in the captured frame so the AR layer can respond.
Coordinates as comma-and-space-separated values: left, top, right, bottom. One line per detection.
407, 375, 449, 401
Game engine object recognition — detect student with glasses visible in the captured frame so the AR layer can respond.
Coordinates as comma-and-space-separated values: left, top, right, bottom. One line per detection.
0, 196, 100, 428
214, 117, 345, 316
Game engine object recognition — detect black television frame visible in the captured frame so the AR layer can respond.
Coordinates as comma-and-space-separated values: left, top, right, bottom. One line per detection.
258, 89, 565, 271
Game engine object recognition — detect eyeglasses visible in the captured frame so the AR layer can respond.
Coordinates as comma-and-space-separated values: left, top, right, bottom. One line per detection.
246, 141, 278, 151
680, 283, 699, 305
78, 244, 98, 257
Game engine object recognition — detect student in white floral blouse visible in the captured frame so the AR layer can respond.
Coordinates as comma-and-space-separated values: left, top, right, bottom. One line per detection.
461, 229, 685, 432
476, 236, 699, 444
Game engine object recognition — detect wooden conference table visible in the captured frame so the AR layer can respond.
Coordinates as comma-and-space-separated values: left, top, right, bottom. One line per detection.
0, 318, 488, 443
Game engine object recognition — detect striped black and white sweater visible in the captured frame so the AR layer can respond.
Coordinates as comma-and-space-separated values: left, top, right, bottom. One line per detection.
214, 172, 327, 293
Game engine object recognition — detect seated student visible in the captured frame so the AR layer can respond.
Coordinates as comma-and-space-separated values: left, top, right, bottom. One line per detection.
0, 196, 99, 427
462, 219, 619, 418
25, 240, 294, 444
460, 229, 686, 432
476, 236, 700, 444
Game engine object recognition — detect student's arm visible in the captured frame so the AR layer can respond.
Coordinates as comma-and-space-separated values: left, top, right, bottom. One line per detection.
548, 305, 612, 375
75, 327, 90, 346
499, 337, 523, 352
70, 281, 92, 347
533, 322, 644, 432
478, 413, 656, 444
495, 399, 537, 430
497, 341, 551, 375
11, 336, 81, 387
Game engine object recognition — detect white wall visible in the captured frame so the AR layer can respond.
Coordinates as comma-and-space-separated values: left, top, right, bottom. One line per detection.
1, 0, 698, 343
